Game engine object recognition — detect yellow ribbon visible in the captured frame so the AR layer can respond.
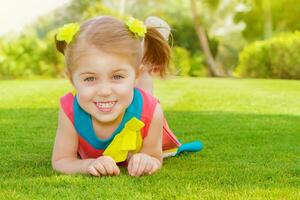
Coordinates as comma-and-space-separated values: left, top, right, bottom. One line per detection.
103, 117, 145, 163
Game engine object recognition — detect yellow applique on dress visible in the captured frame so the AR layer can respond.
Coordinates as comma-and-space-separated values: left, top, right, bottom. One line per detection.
103, 117, 144, 163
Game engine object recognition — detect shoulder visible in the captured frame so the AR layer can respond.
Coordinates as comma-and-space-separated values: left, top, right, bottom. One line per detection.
135, 87, 161, 137
135, 87, 159, 115
60, 92, 75, 124
56, 105, 78, 148
144, 103, 164, 142
60, 92, 74, 106
136, 87, 158, 102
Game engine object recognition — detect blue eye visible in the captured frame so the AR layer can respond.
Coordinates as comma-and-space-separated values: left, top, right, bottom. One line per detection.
113, 75, 124, 80
84, 77, 96, 82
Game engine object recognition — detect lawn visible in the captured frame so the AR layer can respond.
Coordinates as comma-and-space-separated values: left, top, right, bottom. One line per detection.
0, 77, 299, 199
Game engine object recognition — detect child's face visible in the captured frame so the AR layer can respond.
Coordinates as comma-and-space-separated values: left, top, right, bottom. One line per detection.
71, 47, 136, 125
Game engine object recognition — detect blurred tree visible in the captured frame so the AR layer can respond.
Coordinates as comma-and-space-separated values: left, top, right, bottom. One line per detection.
262, 0, 272, 39
207, 0, 249, 75
191, 0, 225, 76
236, 0, 300, 41
2, 0, 299, 79
190, 0, 249, 76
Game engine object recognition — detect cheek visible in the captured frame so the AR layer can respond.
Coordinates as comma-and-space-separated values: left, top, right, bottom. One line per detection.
78, 90, 93, 103
75, 84, 95, 103
115, 82, 135, 102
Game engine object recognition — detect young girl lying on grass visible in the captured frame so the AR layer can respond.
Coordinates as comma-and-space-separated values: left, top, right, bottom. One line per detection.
51, 15, 202, 177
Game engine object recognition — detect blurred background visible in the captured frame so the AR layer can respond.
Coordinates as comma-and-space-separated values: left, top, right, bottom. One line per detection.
0, 0, 299, 80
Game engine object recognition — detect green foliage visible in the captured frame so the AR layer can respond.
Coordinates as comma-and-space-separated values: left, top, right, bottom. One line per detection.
2, 0, 300, 79
0, 32, 64, 79
235, 31, 300, 79
170, 46, 207, 77
171, 18, 199, 54
190, 51, 208, 77
170, 46, 191, 76
0, 0, 234, 79
236, 0, 300, 41
0, 35, 42, 79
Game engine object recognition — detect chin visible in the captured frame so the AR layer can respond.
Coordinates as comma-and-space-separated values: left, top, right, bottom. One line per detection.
93, 111, 123, 124
96, 117, 117, 123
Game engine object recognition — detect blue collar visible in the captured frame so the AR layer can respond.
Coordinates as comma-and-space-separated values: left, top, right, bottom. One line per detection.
73, 88, 143, 149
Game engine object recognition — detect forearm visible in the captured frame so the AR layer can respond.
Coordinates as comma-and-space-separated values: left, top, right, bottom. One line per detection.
52, 158, 94, 175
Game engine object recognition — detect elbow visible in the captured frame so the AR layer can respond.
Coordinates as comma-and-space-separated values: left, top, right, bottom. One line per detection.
51, 159, 69, 174
51, 159, 60, 172
51, 156, 65, 173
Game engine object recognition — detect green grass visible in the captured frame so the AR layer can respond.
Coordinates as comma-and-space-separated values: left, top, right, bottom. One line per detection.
0, 77, 299, 199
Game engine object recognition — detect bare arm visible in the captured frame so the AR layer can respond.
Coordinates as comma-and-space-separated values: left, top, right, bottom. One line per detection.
139, 103, 164, 164
51, 107, 93, 174
127, 103, 164, 176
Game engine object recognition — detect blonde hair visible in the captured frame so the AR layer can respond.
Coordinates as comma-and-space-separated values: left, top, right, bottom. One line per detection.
55, 16, 170, 77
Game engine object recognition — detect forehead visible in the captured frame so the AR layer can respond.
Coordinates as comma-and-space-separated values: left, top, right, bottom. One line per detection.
74, 47, 135, 74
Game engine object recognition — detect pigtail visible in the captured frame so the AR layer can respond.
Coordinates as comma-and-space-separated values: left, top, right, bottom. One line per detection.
142, 27, 171, 77
54, 34, 67, 55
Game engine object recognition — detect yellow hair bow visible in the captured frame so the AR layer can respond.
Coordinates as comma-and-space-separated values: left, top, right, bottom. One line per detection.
103, 117, 145, 163
56, 23, 80, 44
125, 17, 147, 38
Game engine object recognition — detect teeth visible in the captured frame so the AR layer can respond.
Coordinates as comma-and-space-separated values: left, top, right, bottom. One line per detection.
96, 101, 115, 108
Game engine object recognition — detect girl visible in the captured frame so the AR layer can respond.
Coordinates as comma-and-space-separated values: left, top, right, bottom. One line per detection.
51, 16, 202, 177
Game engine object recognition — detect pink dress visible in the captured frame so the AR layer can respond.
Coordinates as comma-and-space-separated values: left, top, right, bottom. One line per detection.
60, 87, 181, 160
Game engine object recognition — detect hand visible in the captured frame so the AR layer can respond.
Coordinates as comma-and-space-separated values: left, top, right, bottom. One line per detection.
127, 153, 161, 177
86, 156, 120, 177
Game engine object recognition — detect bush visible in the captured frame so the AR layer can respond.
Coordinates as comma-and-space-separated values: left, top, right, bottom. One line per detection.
189, 51, 208, 77
0, 32, 64, 79
235, 31, 300, 79
170, 46, 206, 76
170, 46, 191, 76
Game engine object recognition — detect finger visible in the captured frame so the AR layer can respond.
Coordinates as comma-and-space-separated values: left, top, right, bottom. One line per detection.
149, 160, 160, 175
144, 161, 153, 174
102, 160, 114, 175
87, 165, 101, 177
94, 161, 107, 176
110, 160, 120, 175
127, 156, 134, 172
105, 157, 120, 175
135, 157, 148, 176
113, 166, 120, 176
127, 154, 138, 172
130, 155, 141, 176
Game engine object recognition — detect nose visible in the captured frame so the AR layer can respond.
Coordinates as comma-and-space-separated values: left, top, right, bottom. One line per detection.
96, 81, 112, 97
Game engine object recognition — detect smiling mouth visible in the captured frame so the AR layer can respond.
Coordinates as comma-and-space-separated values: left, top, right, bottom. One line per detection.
94, 101, 117, 113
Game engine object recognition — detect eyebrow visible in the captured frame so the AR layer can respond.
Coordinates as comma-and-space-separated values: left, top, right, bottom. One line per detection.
79, 72, 96, 76
79, 68, 129, 76
112, 69, 128, 73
